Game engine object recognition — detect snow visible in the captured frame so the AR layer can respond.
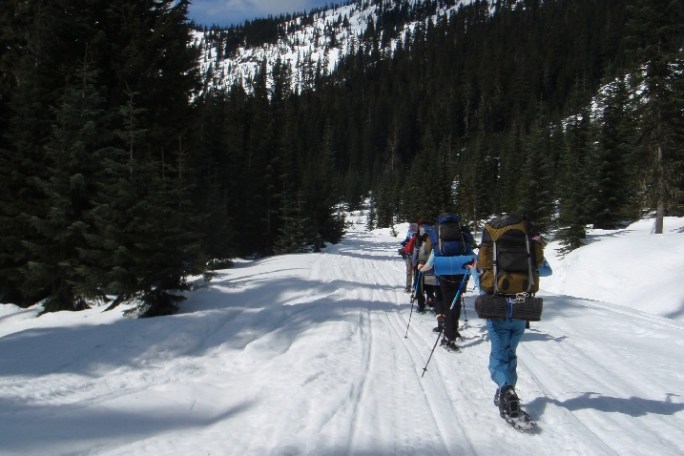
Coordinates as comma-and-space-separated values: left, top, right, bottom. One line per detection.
193, 0, 476, 94
1, 214, 683, 455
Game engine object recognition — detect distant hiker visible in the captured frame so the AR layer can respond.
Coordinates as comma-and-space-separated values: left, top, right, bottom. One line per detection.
414, 221, 438, 313
469, 214, 550, 429
419, 213, 475, 352
400, 222, 419, 292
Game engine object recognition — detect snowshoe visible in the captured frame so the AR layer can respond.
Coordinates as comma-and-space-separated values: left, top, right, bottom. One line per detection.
499, 386, 521, 418
440, 338, 460, 352
502, 409, 535, 432
497, 386, 536, 432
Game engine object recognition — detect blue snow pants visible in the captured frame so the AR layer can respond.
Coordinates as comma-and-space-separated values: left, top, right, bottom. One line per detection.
486, 318, 527, 389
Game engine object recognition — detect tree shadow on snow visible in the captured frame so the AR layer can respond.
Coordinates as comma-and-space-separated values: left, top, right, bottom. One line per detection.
0, 275, 402, 377
527, 392, 684, 418
0, 398, 255, 454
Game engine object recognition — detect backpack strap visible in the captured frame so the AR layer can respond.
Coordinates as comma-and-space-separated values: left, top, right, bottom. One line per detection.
492, 237, 499, 294
524, 234, 536, 295
490, 221, 536, 296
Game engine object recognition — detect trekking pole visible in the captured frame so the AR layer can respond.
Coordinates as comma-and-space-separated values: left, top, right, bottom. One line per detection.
462, 294, 469, 329
421, 273, 469, 377
404, 270, 422, 338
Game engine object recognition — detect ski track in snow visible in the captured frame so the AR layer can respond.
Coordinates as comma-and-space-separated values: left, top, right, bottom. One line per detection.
1, 217, 683, 455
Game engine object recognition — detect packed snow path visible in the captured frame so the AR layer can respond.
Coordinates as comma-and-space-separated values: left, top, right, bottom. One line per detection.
1, 216, 683, 455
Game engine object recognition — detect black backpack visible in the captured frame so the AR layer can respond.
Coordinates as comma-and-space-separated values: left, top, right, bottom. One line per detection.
429, 213, 473, 257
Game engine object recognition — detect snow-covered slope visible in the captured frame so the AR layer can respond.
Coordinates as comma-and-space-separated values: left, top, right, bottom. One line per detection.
1, 215, 683, 455
192, 0, 476, 93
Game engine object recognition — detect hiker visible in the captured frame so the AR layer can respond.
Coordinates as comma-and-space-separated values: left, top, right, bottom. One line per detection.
414, 222, 438, 313
469, 214, 550, 428
400, 222, 419, 292
418, 214, 475, 352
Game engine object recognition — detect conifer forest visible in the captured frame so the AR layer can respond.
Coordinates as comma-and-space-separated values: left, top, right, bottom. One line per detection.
1, 0, 682, 314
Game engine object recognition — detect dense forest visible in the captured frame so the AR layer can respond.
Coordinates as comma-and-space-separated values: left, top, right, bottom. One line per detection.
0, 0, 682, 315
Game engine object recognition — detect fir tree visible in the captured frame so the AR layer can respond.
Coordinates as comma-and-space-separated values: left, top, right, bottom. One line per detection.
590, 76, 640, 228
273, 192, 315, 254
557, 111, 592, 252
626, 0, 684, 231
22, 59, 110, 312
516, 104, 555, 231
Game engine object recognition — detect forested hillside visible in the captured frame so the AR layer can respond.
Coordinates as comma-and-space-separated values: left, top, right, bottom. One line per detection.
1, 0, 682, 315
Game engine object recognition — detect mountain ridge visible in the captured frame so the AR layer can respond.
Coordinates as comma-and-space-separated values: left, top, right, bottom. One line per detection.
192, 0, 482, 93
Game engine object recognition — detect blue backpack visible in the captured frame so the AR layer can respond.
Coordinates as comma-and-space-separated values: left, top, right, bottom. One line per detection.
429, 213, 473, 257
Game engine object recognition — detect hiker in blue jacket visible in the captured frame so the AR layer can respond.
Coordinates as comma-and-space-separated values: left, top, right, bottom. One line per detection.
419, 230, 475, 351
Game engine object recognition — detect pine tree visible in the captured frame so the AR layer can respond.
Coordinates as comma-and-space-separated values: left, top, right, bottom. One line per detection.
497, 117, 525, 214
1, 0, 103, 307
306, 121, 345, 247
590, 76, 640, 228
189, 90, 236, 261
516, 104, 555, 231
626, 0, 684, 232
273, 192, 314, 254
21, 59, 111, 312
557, 110, 592, 252
375, 167, 397, 229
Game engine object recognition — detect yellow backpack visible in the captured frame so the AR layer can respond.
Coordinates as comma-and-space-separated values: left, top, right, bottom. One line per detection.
478, 215, 543, 295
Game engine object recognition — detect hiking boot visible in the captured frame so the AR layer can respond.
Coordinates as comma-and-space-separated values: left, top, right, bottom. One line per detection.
417, 307, 426, 314
440, 338, 459, 352
493, 388, 500, 407
498, 386, 520, 418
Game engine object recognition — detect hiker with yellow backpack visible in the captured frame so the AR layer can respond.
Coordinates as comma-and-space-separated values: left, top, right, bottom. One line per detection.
468, 214, 552, 431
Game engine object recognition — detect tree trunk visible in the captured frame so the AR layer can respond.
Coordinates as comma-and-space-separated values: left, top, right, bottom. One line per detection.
655, 144, 664, 234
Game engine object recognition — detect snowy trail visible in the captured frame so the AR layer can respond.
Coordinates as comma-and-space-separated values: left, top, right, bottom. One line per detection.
0, 217, 683, 455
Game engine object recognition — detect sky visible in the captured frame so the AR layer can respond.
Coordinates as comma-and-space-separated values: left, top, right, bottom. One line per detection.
188, 0, 335, 27
1, 213, 683, 455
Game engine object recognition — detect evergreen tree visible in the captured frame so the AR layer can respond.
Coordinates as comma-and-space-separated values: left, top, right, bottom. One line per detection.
4, 0, 206, 314
516, 104, 555, 231
301, 120, 344, 249
590, 76, 640, 228
1, 0, 102, 307
557, 110, 593, 252
274, 191, 314, 254
375, 167, 397, 229
190, 90, 236, 261
21, 60, 110, 312
626, 0, 684, 232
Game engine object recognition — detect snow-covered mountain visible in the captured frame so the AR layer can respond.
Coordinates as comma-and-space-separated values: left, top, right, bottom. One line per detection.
192, 0, 479, 94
